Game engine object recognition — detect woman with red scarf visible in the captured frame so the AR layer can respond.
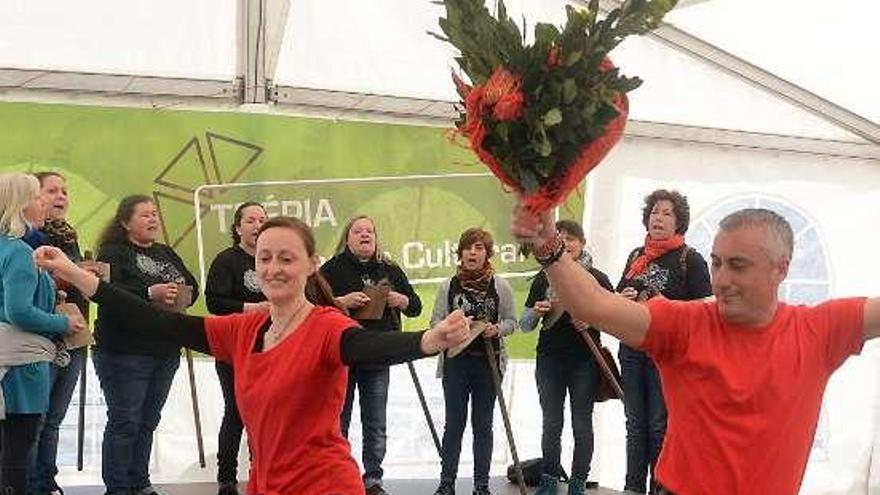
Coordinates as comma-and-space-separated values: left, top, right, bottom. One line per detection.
616, 189, 711, 494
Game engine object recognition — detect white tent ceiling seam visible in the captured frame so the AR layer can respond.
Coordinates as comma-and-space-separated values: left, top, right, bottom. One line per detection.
590, 0, 880, 146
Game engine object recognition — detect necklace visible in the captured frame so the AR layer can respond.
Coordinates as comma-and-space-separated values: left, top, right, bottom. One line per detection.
264, 299, 311, 347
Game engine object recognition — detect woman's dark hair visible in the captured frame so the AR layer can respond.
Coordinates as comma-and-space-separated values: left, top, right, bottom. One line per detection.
96, 194, 154, 250
257, 216, 339, 309
33, 171, 65, 186
231, 202, 266, 245
641, 189, 690, 235
456, 227, 494, 258
555, 219, 585, 243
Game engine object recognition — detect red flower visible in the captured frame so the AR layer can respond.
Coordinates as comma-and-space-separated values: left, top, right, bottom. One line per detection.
479, 66, 525, 122
483, 67, 520, 105
493, 91, 524, 121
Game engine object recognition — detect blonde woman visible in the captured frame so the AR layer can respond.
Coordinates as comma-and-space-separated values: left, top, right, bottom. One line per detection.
0, 173, 84, 495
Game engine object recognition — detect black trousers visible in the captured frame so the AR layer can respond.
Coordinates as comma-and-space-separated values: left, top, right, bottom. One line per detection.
1, 413, 42, 495
215, 361, 245, 484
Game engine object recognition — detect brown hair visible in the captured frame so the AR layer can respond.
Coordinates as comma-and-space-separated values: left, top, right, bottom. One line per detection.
95, 194, 154, 250
555, 219, 585, 243
456, 227, 494, 258
33, 171, 65, 186
230, 202, 266, 245
257, 216, 339, 308
641, 189, 691, 235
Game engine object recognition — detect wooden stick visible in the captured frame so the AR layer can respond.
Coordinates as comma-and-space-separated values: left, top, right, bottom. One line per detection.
76, 346, 87, 471
574, 322, 624, 400
483, 339, 527, 495
406, 361, 442, 456
185, 349, 206, 467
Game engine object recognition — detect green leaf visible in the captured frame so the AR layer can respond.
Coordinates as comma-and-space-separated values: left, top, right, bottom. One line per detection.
535, 157, 556, 178
562, 79, 578, 104
520, 169, 540, 194
534, 23, 560, 46
538, 137, 552, 156
496, 122, 510, 142
564, 50, 583, 67
543, 108, 563, 127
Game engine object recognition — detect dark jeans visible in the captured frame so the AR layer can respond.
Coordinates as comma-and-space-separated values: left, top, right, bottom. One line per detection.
93, 351, 179, 495
1, 414, 42, 495
439, 354, 497, 488
535, 353, 599, 481
215, 361, 244, 484
29, 347, 86, 494
340, 366, 389, 489
619, 344, 667, 494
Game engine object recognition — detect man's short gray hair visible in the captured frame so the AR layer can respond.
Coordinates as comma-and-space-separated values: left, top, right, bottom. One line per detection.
719, 208, 794, 260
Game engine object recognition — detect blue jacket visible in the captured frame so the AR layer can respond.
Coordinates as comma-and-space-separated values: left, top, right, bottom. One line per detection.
0, 236, 68, 414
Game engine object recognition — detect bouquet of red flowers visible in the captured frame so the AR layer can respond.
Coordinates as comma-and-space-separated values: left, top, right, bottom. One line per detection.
433, 0, 677, 213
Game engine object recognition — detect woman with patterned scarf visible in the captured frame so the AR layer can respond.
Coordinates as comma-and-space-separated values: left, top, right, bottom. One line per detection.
430, 228, 517, 495
616, 189, 712, 494
29, 172, 89, 495
520, 220, 614, 495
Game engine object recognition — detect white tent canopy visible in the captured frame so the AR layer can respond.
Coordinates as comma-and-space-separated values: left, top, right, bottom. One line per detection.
2, 0, 878, 145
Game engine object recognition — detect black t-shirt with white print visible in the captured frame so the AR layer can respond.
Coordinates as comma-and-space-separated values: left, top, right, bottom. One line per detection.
96, 241, 200, 357
616, 245, 712, 302
206, 245, 265, 316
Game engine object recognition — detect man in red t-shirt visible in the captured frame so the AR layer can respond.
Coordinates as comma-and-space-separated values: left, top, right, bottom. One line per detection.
512, 207, 880, 495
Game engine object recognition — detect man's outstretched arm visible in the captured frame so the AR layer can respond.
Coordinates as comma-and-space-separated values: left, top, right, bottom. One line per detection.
512, 206, 651, 347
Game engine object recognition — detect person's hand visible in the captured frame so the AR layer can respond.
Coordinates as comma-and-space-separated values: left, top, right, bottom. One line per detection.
421, 310, 470, 354
481, 322, 500, 338
571, 318, 591, 333
620, 287, 638, 301
78, 262, 105, 278
339, 291, 370, 309
149, 283, 179, 306
243, 301, 271, 313
511, 200, 557, 254
387, 291, 409, 310
534, 300, 552, 315
33, 246, 78, 278
66, 312, 86, 334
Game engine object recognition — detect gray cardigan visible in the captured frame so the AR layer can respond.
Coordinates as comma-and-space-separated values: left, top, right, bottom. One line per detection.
430, 275, 518, 377
0, 322, 68, 418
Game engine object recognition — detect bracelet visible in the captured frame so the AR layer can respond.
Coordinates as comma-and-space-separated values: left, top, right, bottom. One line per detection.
534, 234, 566, 267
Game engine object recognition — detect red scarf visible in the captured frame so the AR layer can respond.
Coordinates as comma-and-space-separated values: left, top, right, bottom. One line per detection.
625, 234, 685, 279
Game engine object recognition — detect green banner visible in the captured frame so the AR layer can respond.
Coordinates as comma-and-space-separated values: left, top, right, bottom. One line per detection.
1, 101, 585, 356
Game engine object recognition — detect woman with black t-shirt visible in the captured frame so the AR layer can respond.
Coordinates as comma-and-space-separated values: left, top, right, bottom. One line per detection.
521, 220, 614, 495
616, 189, 712, 494
93, 195, 199, 495
205, 202, 267, 495
319, 215, 421, 495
